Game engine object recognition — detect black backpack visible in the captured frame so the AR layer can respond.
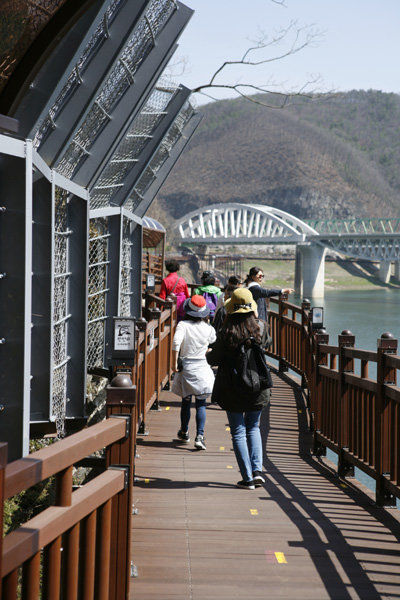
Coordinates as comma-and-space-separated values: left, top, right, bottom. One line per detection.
233, 337, 273, 394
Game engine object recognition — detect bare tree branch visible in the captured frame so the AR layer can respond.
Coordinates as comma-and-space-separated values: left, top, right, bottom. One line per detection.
191, 20, 326, 107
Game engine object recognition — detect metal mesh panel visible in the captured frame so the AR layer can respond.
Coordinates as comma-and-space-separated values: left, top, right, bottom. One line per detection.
52, 187, 70, 437
87, 218, 109, 368
32, 0, 125, 149
56, 0, 177, 179
90, 80, 177, 209
120, 217, 133, 316
123, 99, 196, 212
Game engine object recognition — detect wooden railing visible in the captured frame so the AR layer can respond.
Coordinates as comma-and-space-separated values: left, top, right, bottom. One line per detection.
1, 297, 177, 599
268, 295, 400, 507
2, 290, 399, 598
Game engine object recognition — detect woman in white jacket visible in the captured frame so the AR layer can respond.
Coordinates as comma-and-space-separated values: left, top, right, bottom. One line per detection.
172, 295, 216, 450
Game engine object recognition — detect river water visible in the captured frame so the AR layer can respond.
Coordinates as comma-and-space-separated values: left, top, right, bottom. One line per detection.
298, 288, 400, 352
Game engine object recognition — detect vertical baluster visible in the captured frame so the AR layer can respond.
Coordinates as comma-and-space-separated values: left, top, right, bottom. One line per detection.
63, 523, 80, 600
79, 511, 97, 600
95, 500, 112, 600
22, 552, 41, 600
2, 569, 18, 599
43, 537, 62, 600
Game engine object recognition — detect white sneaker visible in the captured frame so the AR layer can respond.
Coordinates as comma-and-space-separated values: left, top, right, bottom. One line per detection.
194, 435, 206, 450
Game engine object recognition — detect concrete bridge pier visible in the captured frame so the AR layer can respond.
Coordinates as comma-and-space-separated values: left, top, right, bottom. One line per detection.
295, 242, 326, 298
378, 260, 392, 284
394, 261, 400, 281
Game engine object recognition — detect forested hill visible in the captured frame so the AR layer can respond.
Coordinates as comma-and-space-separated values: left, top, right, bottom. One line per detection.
151, 90, 400, 227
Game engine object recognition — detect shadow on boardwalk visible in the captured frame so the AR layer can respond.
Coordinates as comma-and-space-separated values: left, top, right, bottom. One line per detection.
131, 373, 400, 600
260, 374, 400, 600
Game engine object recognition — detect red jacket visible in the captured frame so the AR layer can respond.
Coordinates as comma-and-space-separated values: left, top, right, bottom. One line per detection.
159, 272, 189, 300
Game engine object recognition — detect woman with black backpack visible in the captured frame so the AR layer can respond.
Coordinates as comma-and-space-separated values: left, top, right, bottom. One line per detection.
207, 288, 272, 490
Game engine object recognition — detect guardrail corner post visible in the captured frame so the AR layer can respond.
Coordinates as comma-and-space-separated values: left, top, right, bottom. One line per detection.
376, 332, 398, 507
106, 373, 137, 600
312, 329, 329, 452
337, 330, 355, 479
278, 292, 289, 372
301, 298, 311, 390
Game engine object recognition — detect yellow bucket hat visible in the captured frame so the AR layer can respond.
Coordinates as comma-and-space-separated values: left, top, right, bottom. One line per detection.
225, 287, 257, 315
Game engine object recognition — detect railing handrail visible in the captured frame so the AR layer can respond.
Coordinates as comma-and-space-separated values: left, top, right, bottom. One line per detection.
5, 418, 127, 499
2, 469, 125, 577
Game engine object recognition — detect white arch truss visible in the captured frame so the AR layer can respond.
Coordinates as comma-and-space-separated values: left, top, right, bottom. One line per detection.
176, 203, 318, 244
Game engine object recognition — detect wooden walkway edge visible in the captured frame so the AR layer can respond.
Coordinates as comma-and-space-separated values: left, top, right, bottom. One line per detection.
131, 371, 400, 600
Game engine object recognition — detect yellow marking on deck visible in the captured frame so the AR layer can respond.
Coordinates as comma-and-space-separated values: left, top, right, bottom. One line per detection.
219, 446, 225, 451
144, 479, 150, 484
250, 509, 258, 515
340, 483, 347, 488
165, 406, 170, 410
275, 552, 287, 564
225, 427, 230, 431
226, 465, 233, 469
298, 409, 302, 414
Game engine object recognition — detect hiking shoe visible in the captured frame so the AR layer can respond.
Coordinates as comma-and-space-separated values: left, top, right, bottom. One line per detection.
177, 430, 190, 443
236, 480, 255, 490
194, 435, 207, 450
253, 471, 265, 487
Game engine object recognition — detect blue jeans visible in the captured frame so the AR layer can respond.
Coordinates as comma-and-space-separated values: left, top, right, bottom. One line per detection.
181, 395, 207, 436
226, 411, 263, 482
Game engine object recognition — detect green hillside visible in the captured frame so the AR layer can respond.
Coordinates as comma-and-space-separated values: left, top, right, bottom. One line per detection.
149, 90, 400, 240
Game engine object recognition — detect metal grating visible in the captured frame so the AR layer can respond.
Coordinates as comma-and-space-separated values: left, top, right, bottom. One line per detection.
52, 187, 71, 437
87, 217, 110, 368
55, 0, 177, 179
32, 0, 126, 149
124, 98, 195, 212
120, 217, 133, 316
90, 80, 177, 209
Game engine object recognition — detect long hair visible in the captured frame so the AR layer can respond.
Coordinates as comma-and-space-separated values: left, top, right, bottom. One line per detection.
243, 266, 262, 287
219, 312, 261, 348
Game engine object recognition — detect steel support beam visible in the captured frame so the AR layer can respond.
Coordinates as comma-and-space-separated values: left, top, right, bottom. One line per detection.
66, 194, 89, 421
0, 146, 32, 460
30, 177, 53, 425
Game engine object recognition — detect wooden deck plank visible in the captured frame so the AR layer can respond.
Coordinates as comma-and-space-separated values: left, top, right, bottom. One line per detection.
131, 372, 400, 599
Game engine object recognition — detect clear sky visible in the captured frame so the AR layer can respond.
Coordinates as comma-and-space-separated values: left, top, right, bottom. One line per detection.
172, 0, 400, 105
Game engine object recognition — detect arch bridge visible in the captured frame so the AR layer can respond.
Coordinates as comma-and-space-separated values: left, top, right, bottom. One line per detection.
175, 204, 400, 296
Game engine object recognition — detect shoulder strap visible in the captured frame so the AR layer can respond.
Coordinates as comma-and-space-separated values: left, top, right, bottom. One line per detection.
170, 275, 180, 294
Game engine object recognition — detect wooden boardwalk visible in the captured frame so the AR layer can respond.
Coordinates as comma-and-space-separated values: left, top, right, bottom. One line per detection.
130, 371, 400, 600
